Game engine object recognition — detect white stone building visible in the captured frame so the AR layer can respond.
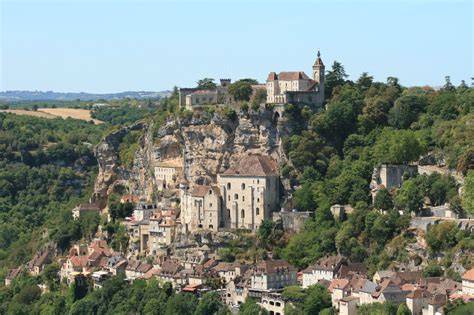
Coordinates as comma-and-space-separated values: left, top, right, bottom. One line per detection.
266, 51, 325, 107
251, 259, 297, 291
462, 268, 474, 295
302, 255, 346, 288
180, 154, 280, 232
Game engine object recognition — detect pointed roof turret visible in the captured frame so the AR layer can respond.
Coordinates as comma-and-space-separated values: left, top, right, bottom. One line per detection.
313, 50, 324, 67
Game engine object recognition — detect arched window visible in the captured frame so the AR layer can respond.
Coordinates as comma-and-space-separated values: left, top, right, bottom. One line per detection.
227, 209, 231, 218
256, 207, 260, 215
234, 193, 238, 200
241, 183, 245, 190
227, 183, 231, 189
209, 189, 212, 195
241, 209, 245, 219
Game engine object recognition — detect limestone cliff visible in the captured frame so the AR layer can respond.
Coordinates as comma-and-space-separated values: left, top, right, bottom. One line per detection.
93, 108, 289, 205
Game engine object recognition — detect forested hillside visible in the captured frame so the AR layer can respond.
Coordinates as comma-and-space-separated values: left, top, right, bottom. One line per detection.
0, 114, 105, 274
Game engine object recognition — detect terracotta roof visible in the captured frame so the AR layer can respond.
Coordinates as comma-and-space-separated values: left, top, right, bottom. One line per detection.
328, 279, 349, 293
222, 155, 278, 176
160, 259, 182, 275
407, 289, 431, 299
191, 185, 219, 197
304, 255, 346, 273
137, 263, 152, 274
338, 263, 367, 278
6, 268, 21, 280
254, 259, 296, 274
203, 258, 218, 270
28, 250, 51, 269
88, 251, 103, 262
392, 271, 423, 283
462, 268, 474, 281
70, 256, 89, 268
267, 71, 311, 81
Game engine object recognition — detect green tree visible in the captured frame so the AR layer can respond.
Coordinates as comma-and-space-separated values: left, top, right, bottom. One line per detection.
374, 129, 424, 164
229, 80, 254, 102
388, 95, 427, 129
396, 303, 412, 315
194, 292, 228, 315
165, 293, 198, 315
374, 188, 394, 211
325, 61, 348, 99
238, 298, 268, 315
394, 179, 424, 214
293, 183, 317, 211
462, 170, 474, 215
197, 78, 217, 90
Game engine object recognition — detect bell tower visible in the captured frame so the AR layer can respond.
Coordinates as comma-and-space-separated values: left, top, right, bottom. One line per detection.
312, 50, 325, 101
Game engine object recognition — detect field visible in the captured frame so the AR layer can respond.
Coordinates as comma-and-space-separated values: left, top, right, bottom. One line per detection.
0, 108, 103, 124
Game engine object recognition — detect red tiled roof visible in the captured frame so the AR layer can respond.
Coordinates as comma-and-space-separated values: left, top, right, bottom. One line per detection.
70, 256, 89, 268
191, 185, 220, 197
463, 268, 474, 281
255, 259, 296, 274
222, 155, 278, 176
267, 71, 311, 81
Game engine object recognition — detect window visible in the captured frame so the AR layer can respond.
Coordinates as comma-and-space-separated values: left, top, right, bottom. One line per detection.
257, 179, 260, 184
241, 183, 245, 190
227, 183, 231, 189
209, 203, 213, 208
257, 198, 260, 203
209, 189, 212, 195
234, 193, 238, 200
256, 207, 260, 215
227, 209, 231, 218
241, 209, 245, 218
228, 196, 230, 201
242, 196, 245, 202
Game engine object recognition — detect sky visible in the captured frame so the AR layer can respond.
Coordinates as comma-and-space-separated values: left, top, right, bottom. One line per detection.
0, 0, 472, 93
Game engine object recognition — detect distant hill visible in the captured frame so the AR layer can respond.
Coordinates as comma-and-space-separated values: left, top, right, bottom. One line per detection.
0, 90, 172, 102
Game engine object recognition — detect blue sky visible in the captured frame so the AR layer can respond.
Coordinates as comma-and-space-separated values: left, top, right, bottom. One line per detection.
1, 0, 472, 93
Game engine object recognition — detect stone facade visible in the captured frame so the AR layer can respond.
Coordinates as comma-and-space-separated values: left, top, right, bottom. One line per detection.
266, 51, 325, 107
180, 155, 280, 232
178, 79, 233, 111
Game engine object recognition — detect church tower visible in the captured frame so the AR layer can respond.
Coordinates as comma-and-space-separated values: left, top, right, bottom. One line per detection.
313, 50, 325, 101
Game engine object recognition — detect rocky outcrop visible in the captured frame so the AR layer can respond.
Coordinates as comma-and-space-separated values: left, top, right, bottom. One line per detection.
93, 108, 289, 206
92, 121, 145, 207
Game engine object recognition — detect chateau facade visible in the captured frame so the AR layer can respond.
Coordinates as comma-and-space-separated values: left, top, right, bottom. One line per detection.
180, 155, 280, 232
266, 51, 325, 107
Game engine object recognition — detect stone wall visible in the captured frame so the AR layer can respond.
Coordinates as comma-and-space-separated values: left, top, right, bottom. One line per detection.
272, 211, 313, 233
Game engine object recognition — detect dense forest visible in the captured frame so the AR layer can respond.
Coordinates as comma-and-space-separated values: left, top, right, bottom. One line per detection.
0, 114, 105, 272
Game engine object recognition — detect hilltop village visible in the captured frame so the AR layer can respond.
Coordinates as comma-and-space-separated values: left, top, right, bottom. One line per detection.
3, 52, 474, 315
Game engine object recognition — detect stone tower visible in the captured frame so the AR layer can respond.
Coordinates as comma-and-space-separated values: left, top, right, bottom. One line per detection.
312, 50, 325, 101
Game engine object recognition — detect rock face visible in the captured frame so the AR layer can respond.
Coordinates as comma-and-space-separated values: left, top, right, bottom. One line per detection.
93, 109, 288, 206
92, 121, 145, 207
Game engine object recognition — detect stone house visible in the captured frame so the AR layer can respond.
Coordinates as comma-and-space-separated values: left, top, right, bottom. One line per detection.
72, 203, 100, 220
156, 258, 183, 288
266, 51, 325, 107
154, 158, 183, 191
125, 261, 152, 281
27, 249, 52, 276
213, 262, 249, 284
250, 259, 297, 291
5, 268, 21, 286
302, 255, 347, 288
462, 268, 474, 295
259, 292, 285, 315
181, 185, 221, 232
178, 79, 233, 111
149, 208, 178, 252
339, 295, 359, 315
